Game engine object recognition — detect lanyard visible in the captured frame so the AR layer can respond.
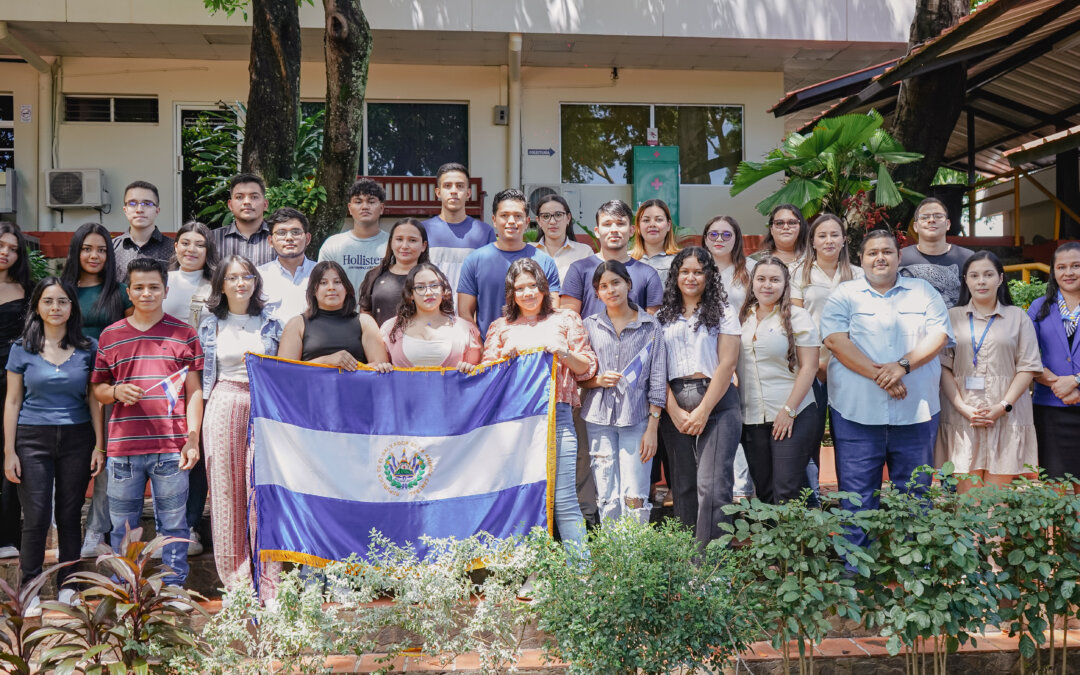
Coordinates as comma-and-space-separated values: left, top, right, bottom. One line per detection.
969, 314, 995, 368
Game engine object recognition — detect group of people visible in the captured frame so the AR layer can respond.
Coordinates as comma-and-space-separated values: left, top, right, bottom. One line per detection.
1, 161, 1079, 611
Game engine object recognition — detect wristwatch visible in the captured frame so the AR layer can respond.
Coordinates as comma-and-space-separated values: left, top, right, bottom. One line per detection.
1074, 374, 1080, 386
649, 410, 661, 419
1000, 400, 1013, 413
783, 405, 797, 419
897, 358, 911, 374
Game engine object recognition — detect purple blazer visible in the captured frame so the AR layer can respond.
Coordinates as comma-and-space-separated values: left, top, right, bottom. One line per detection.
1029, 296, 1080, 407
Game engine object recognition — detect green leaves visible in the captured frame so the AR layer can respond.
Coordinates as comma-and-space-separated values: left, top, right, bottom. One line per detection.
730, 109, 923, 220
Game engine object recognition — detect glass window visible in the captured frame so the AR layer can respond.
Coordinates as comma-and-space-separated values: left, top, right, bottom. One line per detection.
366, 102, 468, 176
655, 105, 742, 185
64, 96, 157, 123
560, 103, 743, 185
561, 104, 649, 185
0, 96, 12, 172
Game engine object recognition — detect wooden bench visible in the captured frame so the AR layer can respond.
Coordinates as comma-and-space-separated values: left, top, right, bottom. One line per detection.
363, 175, 486, 219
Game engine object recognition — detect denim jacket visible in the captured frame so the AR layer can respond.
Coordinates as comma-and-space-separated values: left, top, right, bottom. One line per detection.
198, 309, 283, 399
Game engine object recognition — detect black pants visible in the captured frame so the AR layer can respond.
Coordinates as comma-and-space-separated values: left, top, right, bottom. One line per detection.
658, 380, 741, 548
0, 375, 21, 549
15, 422, 94, 586
741, 404, 818, 505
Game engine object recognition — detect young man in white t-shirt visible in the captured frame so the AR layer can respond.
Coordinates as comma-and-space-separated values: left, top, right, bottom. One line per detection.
317, 179, 391, 294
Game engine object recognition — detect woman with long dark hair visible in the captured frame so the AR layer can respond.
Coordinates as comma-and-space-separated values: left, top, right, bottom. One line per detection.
630, 199, 681, 285
533, 193, 593, 283
481, 258, 597, 550
164, 221, 219, 328
358, 218, 429, 327
60, 223, 131, 339
380, 263, 482, 369
197, 255, 283, 597
736, 257, 820, 504
937, 251, 1041, 493
278, 261, 391, 370
580, 260, 666, 524
0, 222, 32, 560
656, 247, 742, 547
60, 222, 133, 558
1028, 242, 1080, 489
753, 203, 809, 267
3, 277, 102, 614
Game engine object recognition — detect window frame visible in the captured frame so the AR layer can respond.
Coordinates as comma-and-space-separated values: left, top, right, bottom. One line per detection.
0, 95, 13, 172
559, 101, 745, 186
63, 95, 160, 124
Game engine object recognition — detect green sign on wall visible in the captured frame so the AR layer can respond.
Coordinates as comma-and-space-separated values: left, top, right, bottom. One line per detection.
632, 145, 680, 227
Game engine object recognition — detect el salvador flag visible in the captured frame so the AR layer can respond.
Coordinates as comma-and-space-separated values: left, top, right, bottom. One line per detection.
247, 351, 556, 565
616, 342, 652, 395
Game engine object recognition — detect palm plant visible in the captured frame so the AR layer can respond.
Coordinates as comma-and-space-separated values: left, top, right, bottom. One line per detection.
730, 110, 923, 219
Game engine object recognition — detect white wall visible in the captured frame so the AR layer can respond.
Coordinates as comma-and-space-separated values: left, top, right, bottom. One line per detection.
520, 66, 785, 239
0, 62, 42, 223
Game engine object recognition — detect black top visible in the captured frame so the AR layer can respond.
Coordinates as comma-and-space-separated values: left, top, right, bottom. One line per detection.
359, 269, 407, 328
301, 309, 367, 363
0, 297, 27, 366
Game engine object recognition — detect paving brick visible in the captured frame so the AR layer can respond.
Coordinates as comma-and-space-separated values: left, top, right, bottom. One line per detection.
324, 655, 358, 673
815, 638, 863, 658
740, 640, 782, 661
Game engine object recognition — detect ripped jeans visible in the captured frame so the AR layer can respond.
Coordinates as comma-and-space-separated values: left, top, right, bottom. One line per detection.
586, 419, 653, 525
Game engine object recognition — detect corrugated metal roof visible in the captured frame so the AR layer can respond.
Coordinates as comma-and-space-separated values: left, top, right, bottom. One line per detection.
782, 0, 1080, 177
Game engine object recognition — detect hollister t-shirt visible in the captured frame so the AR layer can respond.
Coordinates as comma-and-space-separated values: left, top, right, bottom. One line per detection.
317, 229, 391, 295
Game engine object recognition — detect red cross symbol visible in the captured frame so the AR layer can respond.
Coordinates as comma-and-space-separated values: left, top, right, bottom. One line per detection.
650, 177, 663, 190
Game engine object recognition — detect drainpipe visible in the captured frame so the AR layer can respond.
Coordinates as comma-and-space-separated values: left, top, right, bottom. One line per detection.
0, 22, 55, 231
508, 33, 522, 191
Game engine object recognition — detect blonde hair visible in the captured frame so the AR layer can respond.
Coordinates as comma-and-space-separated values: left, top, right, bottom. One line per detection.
801, 213, 856, 288
630, 199, 681, 259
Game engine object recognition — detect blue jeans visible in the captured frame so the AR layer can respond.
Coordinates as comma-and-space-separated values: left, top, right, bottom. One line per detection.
830, 408, 939, 549
586, 419, 652, 524
554, 404, 587, 551
732, 445, 753, 497
107, 453, 190, 585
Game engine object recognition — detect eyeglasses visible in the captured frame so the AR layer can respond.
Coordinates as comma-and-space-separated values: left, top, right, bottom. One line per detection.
916, 212, 948, 223
706, 230, 734, 242
770, 219, 800, 230
273, 229, 306, 239
124, 200, 157, 209
413, 283, 443, 295
538, 211, 568, 223
224, 274, 256, 283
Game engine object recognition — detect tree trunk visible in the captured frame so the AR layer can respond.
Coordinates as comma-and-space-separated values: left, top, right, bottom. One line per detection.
240, 0, 301, 188
888, 0, 969, 230
310, 0, 372, 248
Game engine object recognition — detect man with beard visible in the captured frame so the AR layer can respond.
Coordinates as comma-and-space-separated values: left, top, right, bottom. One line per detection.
212, 173, 275, 267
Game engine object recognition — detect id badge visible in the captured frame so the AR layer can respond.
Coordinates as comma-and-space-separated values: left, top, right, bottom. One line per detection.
965, 376, 986, 391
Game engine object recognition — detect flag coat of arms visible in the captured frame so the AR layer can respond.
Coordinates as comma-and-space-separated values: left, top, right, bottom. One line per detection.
247, 351, 556, 564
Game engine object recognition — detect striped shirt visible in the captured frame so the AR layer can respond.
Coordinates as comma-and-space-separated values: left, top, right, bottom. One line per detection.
91, 315, 204, 457
210, 221, 276, 267
580, 309, 667, 427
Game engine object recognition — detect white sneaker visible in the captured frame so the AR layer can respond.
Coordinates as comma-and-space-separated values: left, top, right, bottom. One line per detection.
57, 588, 79, 606
80, 531, 105, 558
187, 528, 204, 556
25, 596, 41, 618
0, 545, 18, 559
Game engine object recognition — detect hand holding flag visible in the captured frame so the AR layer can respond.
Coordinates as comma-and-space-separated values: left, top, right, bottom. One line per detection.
615, 342, 652, 394
143, 366, 190, 414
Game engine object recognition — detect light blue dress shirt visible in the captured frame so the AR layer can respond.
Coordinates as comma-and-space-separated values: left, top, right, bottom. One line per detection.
820, 275, 954, 426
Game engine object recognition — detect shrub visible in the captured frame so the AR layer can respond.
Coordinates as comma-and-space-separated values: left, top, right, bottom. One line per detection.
529, 517, 748, 675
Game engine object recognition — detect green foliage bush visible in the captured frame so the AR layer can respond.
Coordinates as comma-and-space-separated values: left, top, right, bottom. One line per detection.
1008, 277, 1048, 309
530, 517, 748, 675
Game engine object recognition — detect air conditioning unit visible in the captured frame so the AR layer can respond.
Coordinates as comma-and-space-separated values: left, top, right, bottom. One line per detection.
524, 184, 582, 223
0, 169, 15, 213
46, 169, 106, 209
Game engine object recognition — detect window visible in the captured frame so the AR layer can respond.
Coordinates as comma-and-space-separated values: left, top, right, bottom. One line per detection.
64, 96, 159, 123
561, 103, 743, 185
0, 96, 12, 171
366, 102, 468, 176
298, 101, 469, 177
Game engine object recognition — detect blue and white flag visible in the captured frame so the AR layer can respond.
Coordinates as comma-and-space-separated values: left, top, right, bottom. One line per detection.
616, 342, 652, 395
144, 366, 188, 414
247, 351, 556, 565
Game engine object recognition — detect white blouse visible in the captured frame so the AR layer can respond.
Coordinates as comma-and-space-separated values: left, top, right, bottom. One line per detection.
736, 306, 820, 424
662, 304, 740, 381
401, 332, 454, 367
216, 313, 264, 383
